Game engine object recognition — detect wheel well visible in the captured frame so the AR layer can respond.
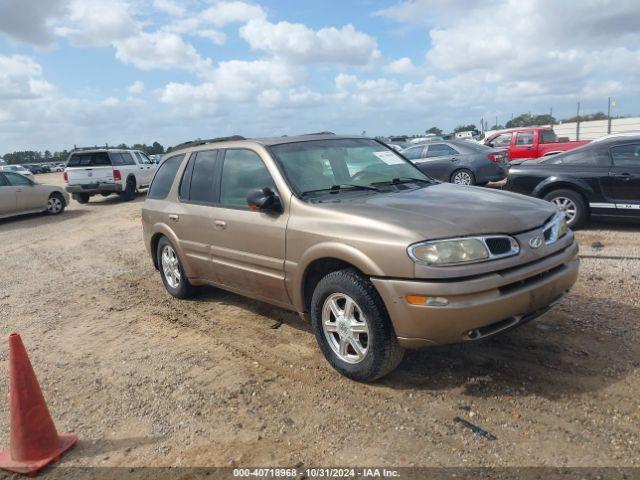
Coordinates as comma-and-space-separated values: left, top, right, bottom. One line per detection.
302, 258, 360, 314
126, 174, 137, 187
150, 233, 165, 269
537, 184, 590, 214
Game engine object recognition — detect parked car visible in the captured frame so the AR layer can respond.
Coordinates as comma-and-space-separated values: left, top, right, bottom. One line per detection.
505, 135, 640, 227
26, 164, 44, 174
484, 128, 590, 160
40, 164, 51, 173
401, 140, 509, 185
0, 171, 69, 219
142, 134, 579, 381
64, 148, 158, 203
52, 165, 65, 172
0, 165, 35, 181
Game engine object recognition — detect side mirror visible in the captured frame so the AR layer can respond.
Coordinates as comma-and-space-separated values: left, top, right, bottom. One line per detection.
247, 187, 282, 213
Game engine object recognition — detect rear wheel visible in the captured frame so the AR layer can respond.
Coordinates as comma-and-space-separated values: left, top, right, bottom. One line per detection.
543, 189, 587, 228
451, 168, 475, 186
310, 268, 404, 382
74, 193, 90, 204
119, 177, 136, 201
156, 237, 194, 299
46, 193, 65, 215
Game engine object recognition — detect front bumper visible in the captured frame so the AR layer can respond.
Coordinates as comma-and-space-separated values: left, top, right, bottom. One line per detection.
65, 183, 122, 195
372, 241, 579, 348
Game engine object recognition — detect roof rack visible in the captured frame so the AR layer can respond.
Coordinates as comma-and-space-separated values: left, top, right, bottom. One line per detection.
168, 135, 246, 152
70, 144, 127, 152
301, 131, 335, 136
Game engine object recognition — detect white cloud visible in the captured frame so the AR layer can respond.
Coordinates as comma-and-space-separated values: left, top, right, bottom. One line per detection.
127, 80, 145, 94
201, 1, 266, 26
198, 29, 227, 45
0, 55, 55, 100
153, 0, 186, 17
385, 57, 418, 75
56, 0, 138, 47
115, 31, 212, 73
240, 19, 380, 65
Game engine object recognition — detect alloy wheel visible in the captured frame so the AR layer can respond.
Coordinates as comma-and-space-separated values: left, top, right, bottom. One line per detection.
161, 245, 181, 289
47, 196, 63, 214
453, 171, 472, 185
551, 196, 578, 224
321, 293, 369, 364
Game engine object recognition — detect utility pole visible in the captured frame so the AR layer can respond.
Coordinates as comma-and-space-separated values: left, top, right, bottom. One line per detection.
576, 101, 581, 141
607, 97, 612, 134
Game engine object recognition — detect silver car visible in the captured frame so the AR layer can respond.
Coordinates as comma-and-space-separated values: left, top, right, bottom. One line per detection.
0, 171, 69, 219
0, 165, 35, 181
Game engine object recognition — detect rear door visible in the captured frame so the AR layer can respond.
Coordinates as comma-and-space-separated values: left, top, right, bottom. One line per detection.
511, 130, 536, 159
602, 142, 640, 216
65, 152, 113, 186
135, 152, 156, 186
0, 174, 17, 216
207, 148, 290, 305
415, 143, 459, 181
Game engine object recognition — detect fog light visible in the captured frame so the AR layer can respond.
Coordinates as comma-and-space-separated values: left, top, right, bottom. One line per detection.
405, 295, 449, 306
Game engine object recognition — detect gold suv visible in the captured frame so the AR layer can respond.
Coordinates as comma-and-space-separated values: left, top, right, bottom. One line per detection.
142, 134, 579, 381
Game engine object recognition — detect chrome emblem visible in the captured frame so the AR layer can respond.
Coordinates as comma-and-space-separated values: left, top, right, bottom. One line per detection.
529, 236, 543, 249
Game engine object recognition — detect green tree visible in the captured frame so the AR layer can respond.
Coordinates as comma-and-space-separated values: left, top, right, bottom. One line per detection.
426, 126, 442, 135
453, 124, 477, 133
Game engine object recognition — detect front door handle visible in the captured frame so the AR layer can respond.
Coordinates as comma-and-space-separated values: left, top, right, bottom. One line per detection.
612, 173, 633, 180
168, 214, 179, 222
213, 220, 227, 230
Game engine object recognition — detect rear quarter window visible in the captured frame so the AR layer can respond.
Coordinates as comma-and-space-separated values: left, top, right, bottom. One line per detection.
147, 154, 184, 199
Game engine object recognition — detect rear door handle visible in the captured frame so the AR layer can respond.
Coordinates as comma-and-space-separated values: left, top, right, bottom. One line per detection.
213, 220, 227, 230
168, 214, 179, 222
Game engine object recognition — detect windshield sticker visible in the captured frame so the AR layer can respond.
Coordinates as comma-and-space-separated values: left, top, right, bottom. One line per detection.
373, 151, 405, 165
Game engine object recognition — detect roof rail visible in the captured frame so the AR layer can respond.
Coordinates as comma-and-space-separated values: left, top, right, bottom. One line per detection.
301, 131, 335, 136
168, 135, 246, 152
70, 144, 127, 152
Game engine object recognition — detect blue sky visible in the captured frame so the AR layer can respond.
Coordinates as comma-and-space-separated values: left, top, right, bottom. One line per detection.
1, 0, 639, 152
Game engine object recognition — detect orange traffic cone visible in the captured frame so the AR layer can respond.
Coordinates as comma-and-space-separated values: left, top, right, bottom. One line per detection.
0, 333, 77, 475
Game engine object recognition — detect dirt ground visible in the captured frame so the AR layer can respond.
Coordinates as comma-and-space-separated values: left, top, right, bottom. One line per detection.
0, 172, 638, 471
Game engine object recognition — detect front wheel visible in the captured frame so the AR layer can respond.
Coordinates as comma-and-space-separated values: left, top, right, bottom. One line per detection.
46, 193, 65, 215
156, 237, 194, 299
451, 168, 475, 185
543, 189, 587, 228
310, 268, 404, 382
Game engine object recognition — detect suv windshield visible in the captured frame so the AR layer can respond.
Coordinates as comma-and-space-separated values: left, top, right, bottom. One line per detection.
270, 138, 431, 196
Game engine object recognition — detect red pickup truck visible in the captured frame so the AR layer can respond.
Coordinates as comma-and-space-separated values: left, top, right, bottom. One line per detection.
484, 127, 589, 160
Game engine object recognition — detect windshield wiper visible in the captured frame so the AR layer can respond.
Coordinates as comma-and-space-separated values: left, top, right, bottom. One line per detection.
372, 177, 432, 186
301, 184, 380, 196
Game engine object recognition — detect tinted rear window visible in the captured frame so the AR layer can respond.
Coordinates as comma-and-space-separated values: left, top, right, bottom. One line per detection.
148, 155, 184, 199
110, 152, 136, 166
67, 152, 111, 167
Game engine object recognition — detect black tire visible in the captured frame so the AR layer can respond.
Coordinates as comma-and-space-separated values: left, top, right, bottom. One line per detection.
543, 189, 587, 228
451, 168, 476, 186
310, 268, 404, 382
74, 193, 90, 204
46, 192, 65, 215
156, 237, 194, 299
119, 177, 136, 201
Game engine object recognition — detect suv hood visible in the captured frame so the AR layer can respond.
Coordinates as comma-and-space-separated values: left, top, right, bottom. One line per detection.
316, 183, 556, 240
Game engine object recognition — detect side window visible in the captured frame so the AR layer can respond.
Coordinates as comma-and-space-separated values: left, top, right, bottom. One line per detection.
0, 174, 7, 186
543, 148, 600, 166
540, 130, 558, 143
491, 133, 512, 147
147, 155, 184, 199
427, 144, 458, 157
403, 147, 424, 160
610, 144, 640, 167
516, 132, 534, 146
4, 172, 33, 186
220, 149, 276, 208
188, 150, 219, 204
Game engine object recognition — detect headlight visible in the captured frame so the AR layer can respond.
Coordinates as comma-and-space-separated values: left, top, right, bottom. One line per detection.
408, 238, 490, 266
544, 212, 569, 244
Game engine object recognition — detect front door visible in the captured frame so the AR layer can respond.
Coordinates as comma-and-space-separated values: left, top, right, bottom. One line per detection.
0, 174, 17, 215
4, 172, 42, 212
510, 131, 536, 159
416, 143, 460, 181
208, 148, 290, 306
602, 142, 640, 216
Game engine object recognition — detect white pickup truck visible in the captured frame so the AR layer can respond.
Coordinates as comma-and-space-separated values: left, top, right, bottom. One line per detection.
64, 148, 157, 203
